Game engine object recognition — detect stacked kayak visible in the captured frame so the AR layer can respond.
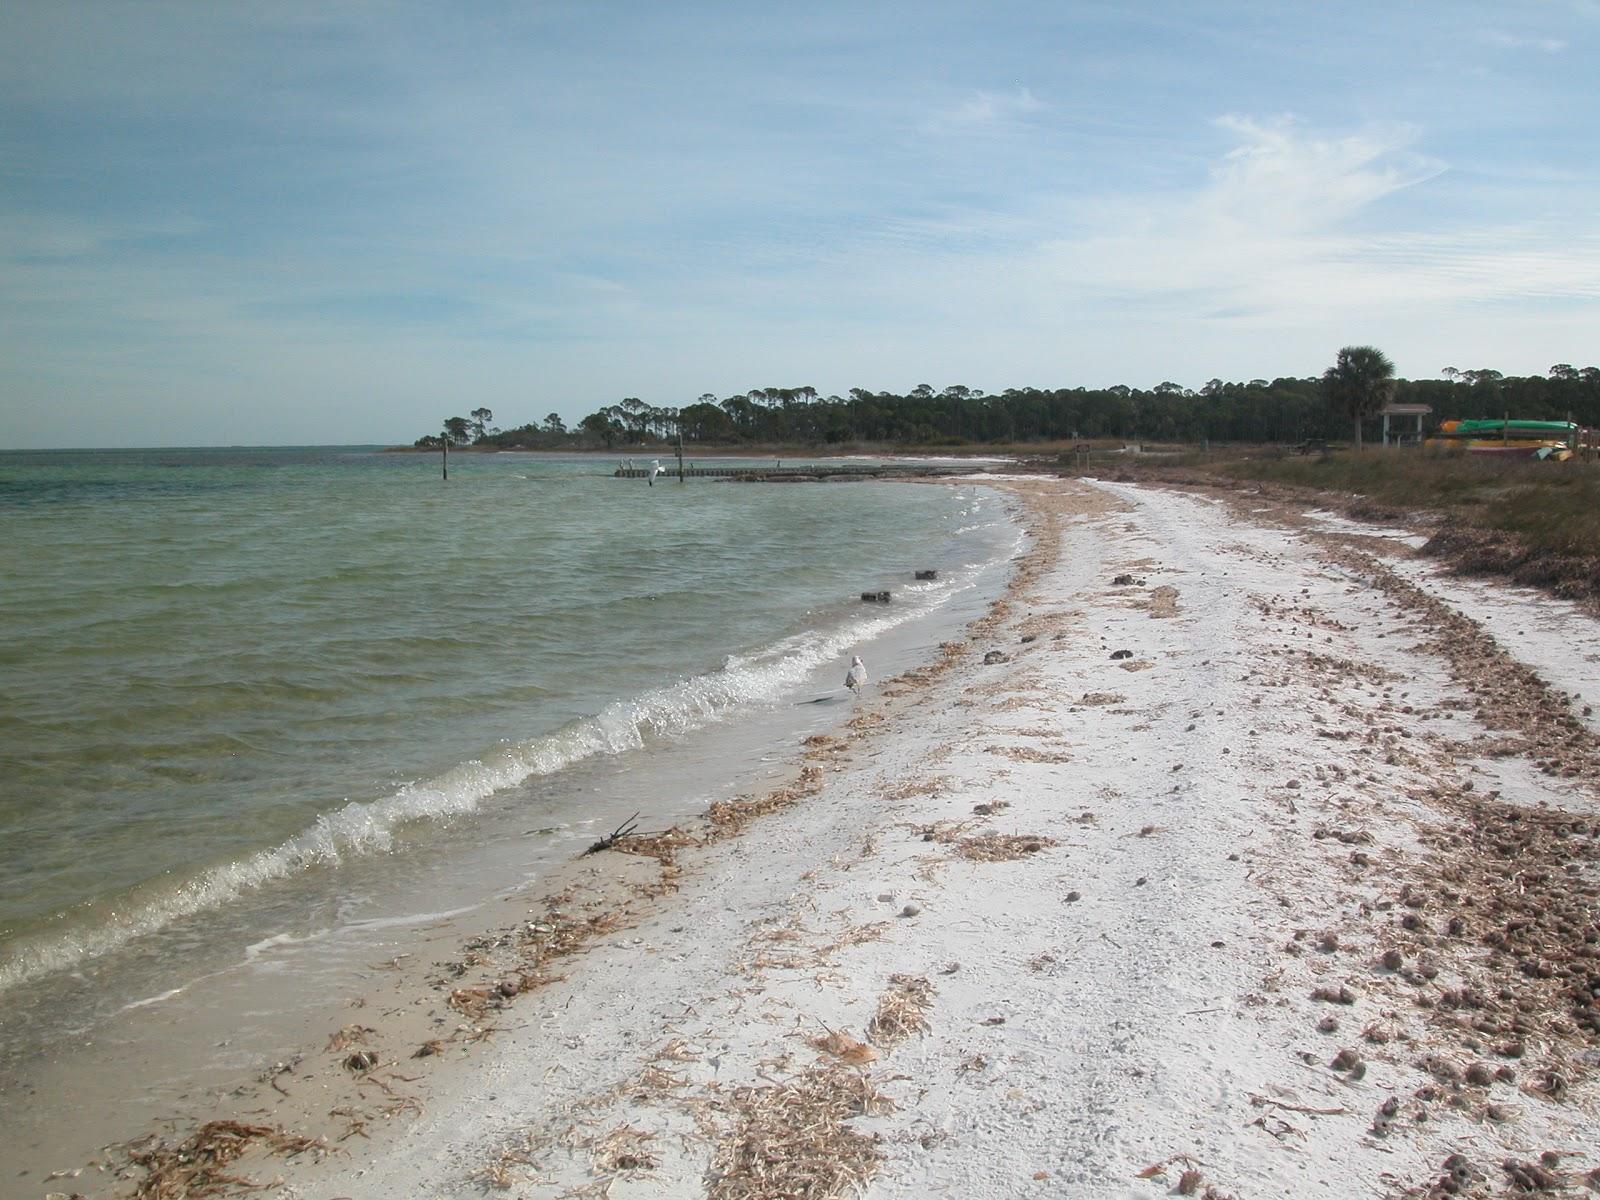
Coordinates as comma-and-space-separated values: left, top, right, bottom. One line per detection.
1427, 419, 1578, 460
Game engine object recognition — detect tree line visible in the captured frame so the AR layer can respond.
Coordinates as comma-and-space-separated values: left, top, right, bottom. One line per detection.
415, 363, 1600, 451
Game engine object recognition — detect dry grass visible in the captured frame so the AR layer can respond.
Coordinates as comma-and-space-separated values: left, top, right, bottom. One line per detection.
706, 1064, 888, 1200
955, 832, 1058, 862
125, 1121, 327, 1199
867, 975, 935, 1049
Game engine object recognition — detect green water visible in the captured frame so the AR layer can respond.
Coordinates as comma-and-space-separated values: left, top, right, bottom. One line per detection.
0, 447, 1012, 996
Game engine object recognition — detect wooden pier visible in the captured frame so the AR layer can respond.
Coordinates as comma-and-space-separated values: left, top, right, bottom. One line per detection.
612, 463, 986, 480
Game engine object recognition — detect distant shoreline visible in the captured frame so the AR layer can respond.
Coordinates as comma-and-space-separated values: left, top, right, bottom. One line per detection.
380, 441, 1024, 458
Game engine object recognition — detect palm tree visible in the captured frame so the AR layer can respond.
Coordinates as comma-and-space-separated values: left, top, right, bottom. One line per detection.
1323, 345, 1396, 452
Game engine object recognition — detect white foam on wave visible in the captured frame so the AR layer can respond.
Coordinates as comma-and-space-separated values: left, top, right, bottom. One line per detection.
243, 929, 330, 963
0, 555, 1005, 997
117, 985, 185, 1013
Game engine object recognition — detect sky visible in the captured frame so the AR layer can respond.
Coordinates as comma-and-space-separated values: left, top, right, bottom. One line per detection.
1, 1, 1597, 448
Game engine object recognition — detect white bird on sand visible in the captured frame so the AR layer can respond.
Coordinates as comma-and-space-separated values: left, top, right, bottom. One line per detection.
845, 654, 867, 696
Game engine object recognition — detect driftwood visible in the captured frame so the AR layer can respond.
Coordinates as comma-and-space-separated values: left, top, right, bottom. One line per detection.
584, 813, 641, 855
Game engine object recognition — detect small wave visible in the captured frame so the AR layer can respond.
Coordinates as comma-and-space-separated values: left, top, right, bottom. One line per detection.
0, 576, 968, 996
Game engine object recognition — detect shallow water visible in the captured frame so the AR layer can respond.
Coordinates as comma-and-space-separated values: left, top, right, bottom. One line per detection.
0, 447, 1016, 1167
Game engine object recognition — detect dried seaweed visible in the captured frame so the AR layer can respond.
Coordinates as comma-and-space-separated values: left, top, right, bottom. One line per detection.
955, 832, 1058, 862
706, 1064, 887, 1200
867, 974, 934, 1048
126, 1120, 326, 1200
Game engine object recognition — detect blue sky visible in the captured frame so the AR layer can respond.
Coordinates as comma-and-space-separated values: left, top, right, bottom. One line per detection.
2, 1, 1597, 447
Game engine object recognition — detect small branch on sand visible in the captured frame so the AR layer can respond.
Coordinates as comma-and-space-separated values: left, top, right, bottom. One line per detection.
1249, 1095, 1346, 1116
584, 813, 641, 856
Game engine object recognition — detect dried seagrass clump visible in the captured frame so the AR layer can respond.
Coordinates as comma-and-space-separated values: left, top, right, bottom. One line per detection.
707, 1063, 889, 1200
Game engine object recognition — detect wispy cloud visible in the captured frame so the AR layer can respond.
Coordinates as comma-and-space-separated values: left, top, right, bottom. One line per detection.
1476, 29, 1568, 52
923, 87, 1044, 135
1017, 114, 1600, 325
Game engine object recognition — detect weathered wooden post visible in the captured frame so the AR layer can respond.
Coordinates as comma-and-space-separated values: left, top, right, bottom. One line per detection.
441, 432, 448, 481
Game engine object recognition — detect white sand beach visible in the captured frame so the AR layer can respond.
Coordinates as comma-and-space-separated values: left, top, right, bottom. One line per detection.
62, 475, 1600, 1200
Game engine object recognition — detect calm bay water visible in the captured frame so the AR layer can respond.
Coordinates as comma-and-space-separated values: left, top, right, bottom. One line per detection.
0, 447, 1012, 1014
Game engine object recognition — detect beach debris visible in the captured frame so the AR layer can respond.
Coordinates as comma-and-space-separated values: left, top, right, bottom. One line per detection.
1110, 649, 1133, 660
1077, 692, 1125, 707
591, 1125, 660, 1175
809, 1027, 879, 1065
708, 766, 824, 838
880, 773, 953, 802
915, 569, 938, 580
1501, 1159, 1563, 1191
867, 974, 934, 1048
123, 1119, 326, 1200
342, 1049, 379, 1072
983, 650, 1009, 664
1112, 574, 1142, 586
860, 590, 891, 603
412, 1039, 444, 1059
1065, 890, 1081, 902
987, 743, 1074, 764
1142, 584, 1180, 618
1330, 1049, 1366, 1080
609, 823, 701, 864
325, 1024, 373, 1053
953, 832, 1056, 861
583, 812, 641, 855
899, 903, 921, 918
705, 1063, 887, 1200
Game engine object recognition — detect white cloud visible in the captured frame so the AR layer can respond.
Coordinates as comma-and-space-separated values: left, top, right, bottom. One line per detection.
923, 87, 1044, 134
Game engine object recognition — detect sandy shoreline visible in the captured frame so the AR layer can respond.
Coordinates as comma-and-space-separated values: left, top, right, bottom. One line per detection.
27, 476, 1600, 1199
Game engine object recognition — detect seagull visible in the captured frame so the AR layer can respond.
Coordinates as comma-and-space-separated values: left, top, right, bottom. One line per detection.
845, 654, 867, 696
648, 458, 663, 487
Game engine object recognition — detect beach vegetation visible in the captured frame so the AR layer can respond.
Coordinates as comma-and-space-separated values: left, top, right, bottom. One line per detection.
1216, 448, 1600, 561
